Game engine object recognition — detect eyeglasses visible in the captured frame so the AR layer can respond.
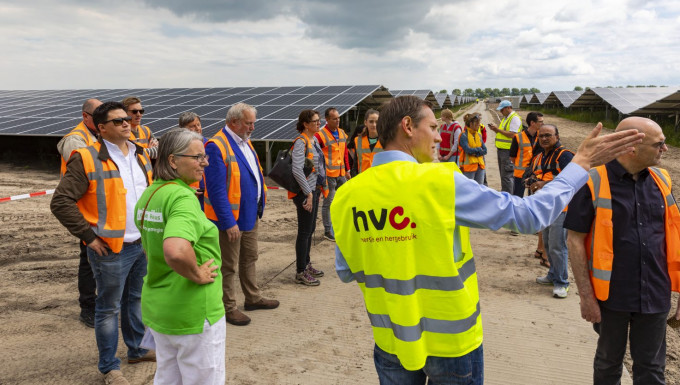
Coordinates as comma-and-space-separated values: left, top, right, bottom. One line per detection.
104, 116, 132, 126
641, 140, 666, 149
129, 109, 145, 115
538, 133, 554, 139
309, 119, 320, 124
174, 153, 209, 162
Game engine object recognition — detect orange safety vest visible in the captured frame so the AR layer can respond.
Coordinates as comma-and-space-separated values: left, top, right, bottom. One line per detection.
530, 145, 572, 182
439, 121, 462, 157
60, 122, 98, 177
130, 125, 153, 148
354, 135, 383, 174
513, 130, 534, 178
585, 165, 680, 300
75, 142, 152, 253
288, 133, 328, 199
458, 128, 485, 172
317, 126, 347, 177
203, 130, 266, 222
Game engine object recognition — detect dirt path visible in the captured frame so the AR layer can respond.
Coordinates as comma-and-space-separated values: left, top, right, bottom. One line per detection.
0, 106, 678, 384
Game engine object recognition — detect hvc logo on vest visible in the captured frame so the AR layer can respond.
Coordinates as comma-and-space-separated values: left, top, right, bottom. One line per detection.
352, 206, 418, 244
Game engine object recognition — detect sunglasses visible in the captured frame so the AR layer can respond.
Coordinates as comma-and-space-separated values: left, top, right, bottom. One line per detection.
129, 109, 145, 115
104, 116, 132, 126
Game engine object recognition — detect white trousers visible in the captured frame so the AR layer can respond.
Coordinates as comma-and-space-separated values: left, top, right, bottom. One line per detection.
150, 317, 226, 385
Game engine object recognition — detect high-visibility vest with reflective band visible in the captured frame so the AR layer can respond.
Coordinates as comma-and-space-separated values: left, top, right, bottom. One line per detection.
585, 165, 680, 301
439, 122, 461, 157
75, 142, 152, 253
287, 133, 328, 199
495, 112, 521, 149
531, 146, 572, 182
513, 130, 534, 178
60, 121, 98, 177
130, 125, 153, 148
458, 129, 485, 172
204, 130, 266, 221
330, 161, 482, 371
317, 126, 347, 177
354, 135, 383, 174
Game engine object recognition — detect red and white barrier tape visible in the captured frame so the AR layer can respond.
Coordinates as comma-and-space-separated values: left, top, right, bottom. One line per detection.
0, 186, 286, 203
0, 189, 55, 203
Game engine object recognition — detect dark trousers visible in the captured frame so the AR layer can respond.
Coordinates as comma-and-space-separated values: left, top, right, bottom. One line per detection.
293, 189, 320, 273
512, 176, 525, 197
78, 242, 96, 312
593, 306, 668, 385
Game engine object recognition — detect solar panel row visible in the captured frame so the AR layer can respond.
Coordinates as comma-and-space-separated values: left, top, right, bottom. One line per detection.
0, 86, 383, 140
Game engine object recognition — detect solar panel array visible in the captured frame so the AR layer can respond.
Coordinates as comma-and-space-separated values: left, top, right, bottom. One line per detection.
390, 90, 440, 108
543, 91, 584, 108
0, 85, 384, 140
529, 92, 550, 104
434, 92, 452, 108
581, 87, 680, 114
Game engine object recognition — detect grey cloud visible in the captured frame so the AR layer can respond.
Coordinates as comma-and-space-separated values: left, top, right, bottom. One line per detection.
140, 0, 440, 50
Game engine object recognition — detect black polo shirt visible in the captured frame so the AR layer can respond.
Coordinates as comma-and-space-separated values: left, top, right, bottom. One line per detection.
564, 159, 670, 314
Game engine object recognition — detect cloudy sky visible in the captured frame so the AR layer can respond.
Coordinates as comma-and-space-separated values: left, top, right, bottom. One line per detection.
1, 0, 678, 93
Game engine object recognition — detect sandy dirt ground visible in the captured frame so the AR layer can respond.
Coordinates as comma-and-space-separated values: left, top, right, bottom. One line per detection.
0, 103, 678, 384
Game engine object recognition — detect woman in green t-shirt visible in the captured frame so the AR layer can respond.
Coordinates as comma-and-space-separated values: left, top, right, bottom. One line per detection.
135, 128, 225, 385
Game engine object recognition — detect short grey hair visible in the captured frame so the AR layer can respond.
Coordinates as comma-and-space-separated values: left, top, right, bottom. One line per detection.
154, 128, 203, 181
226, 102, 257, 123
178, 111, 201, 128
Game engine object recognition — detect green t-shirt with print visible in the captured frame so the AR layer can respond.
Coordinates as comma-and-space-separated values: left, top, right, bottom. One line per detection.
135, 178, 224, 335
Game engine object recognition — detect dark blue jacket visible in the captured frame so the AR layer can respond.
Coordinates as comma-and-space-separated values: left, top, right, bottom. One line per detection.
204, 127, 265, 231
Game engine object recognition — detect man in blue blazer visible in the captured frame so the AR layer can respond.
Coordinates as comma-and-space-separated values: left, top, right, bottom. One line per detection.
204, 103, 279, 326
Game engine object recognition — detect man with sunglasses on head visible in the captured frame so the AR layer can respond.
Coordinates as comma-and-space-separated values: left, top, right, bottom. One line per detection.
51, 101, 155, 385
56, 98, 102, 328
122, 96, 158, 159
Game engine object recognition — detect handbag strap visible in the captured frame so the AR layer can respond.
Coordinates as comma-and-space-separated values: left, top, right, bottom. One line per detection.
140, 182, 177, 232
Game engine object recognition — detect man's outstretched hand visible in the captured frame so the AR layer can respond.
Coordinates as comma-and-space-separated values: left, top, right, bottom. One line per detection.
571, 122, 644, 170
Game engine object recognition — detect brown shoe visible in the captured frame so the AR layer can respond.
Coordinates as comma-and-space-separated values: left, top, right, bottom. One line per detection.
244, 298, 280, 311
225, 309, 251, 325
104, 370, 130, 385
128, 350, 156, 364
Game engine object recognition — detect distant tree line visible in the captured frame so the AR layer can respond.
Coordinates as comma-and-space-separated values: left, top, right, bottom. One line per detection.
443, 88, 541, 97
573, 85, 668, 91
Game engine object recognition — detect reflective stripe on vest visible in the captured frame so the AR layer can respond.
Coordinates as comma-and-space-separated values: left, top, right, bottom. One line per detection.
495, 112, 521, 149
318, 127, 347, 177
76, 142, 152, 253
355, 136, 383, 174
60, 122, 98, 177
585, 165, 680, 300
130, 125, 152, 147
330, 161, 482, 371
531, 146, 571, 182
513, 130, 533, 177
203, 131, 242, 221
458, 129, 485, 172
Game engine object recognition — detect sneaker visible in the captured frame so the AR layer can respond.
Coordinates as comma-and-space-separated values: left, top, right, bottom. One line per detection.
79, 310, 95, 328
244, 298, 280, 311
296, 271, 320, 286
553, 286, 569, 298
225, 309, 251, 326
324, 231, 335, 242
104, 370, 130, 385
510, 231, 519, 236
536, 275, 553, 285
128, 350, 156, 364
306, 263, 324, 278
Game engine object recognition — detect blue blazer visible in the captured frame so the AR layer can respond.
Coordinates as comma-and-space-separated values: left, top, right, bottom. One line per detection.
204, 128, 265, 231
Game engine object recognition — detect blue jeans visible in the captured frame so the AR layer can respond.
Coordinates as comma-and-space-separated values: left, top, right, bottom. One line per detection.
463, 169, 485, 185
322, 175, 346, 232
374, 344, 484, 385
88, 242, 148, 374
542, 212, 569, 288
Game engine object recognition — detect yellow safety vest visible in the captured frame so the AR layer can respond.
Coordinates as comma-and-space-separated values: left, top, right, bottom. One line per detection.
495, 111, 522, 149
331, 161, 482, 371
